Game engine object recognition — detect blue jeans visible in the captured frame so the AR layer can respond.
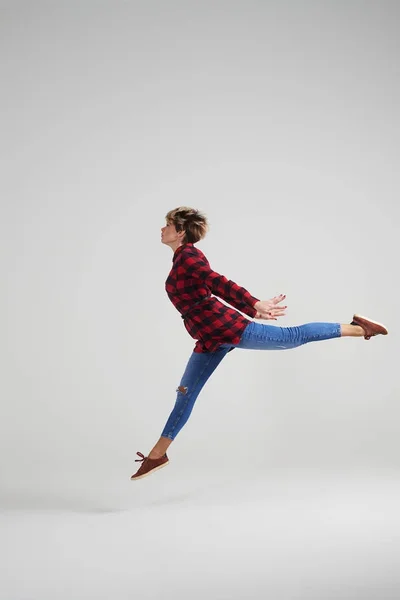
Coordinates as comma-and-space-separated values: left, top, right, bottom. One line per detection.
161, 320, 341, 440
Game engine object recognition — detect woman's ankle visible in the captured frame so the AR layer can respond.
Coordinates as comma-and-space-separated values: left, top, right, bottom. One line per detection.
148, 451, 165, 459
341, 324, 364, 337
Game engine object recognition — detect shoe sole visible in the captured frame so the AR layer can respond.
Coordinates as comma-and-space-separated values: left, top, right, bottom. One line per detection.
130, 461, 169, 481
353, 314, 388, 335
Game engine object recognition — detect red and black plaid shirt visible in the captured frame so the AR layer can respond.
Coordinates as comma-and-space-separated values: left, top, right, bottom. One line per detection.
165, 243, 260, 353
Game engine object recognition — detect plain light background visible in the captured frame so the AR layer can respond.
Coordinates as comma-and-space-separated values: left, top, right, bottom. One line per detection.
1, 1, 399, 599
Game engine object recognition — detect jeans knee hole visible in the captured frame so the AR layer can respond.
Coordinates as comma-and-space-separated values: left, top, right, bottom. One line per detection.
176, 385, 188, 395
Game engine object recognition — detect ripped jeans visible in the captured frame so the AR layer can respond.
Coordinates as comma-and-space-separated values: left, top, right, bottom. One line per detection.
161, 320, 341, 440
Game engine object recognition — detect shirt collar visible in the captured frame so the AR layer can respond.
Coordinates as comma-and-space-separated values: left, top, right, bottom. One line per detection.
172, 243, 193, 261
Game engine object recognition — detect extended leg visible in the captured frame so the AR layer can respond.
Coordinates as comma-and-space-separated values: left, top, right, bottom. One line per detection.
235, 321, 342, 350
235, 316, 387, 351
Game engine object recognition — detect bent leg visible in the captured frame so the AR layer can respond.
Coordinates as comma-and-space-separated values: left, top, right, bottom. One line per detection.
235, 320, 342, 350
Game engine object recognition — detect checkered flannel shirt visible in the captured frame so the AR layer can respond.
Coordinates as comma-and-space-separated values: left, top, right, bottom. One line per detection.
165, 243, 260, 353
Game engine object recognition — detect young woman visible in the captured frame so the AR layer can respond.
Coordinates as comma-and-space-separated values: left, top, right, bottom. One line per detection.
131, 207, 388, 480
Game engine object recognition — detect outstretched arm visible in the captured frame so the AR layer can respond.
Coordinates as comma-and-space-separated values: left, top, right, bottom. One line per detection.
181, 250, 259, 317
182, 249, 287, 320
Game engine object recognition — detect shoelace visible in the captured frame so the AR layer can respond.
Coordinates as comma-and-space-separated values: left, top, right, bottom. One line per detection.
135, 451, 165, 463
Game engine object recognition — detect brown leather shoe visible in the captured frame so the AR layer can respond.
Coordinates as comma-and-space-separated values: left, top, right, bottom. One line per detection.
351, 314, 388, 340
130, 451, 169, 480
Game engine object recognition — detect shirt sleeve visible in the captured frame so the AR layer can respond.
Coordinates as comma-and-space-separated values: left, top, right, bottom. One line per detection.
181, 249, 260, 318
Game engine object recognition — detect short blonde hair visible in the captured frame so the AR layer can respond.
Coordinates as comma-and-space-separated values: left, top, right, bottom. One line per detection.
165, 206, 209, 244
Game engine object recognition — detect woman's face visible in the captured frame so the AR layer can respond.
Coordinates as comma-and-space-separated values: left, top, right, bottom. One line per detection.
161, 220, 184, 246
161, 221, 174, 241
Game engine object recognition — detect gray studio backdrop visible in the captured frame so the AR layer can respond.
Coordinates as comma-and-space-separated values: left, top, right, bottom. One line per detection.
1, 1, 399, 501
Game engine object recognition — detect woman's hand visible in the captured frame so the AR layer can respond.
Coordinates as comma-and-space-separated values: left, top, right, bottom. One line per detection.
253, 294, 287, 320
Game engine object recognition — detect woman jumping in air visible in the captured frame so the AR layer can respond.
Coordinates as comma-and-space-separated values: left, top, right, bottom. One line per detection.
131, 207, 388, 480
